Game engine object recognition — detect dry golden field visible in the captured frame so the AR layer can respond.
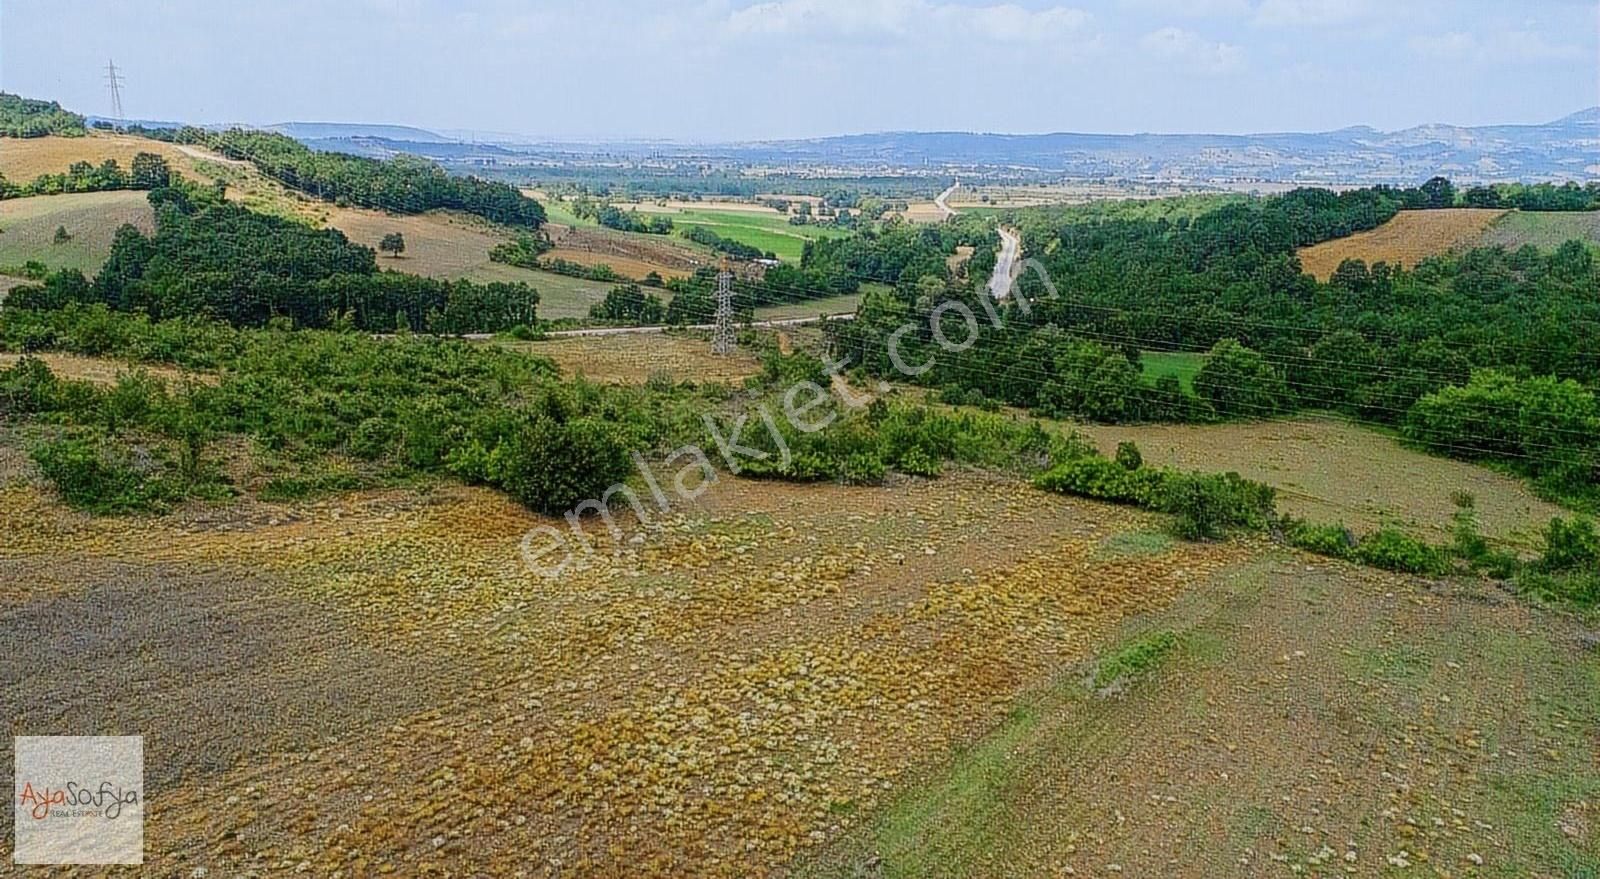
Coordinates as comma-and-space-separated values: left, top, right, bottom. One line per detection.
501, 331, 764, 384
1297, 209, 1507, 280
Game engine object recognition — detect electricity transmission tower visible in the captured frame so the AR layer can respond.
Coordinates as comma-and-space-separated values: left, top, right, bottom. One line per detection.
104, 60, 126, 121
711, 259, 736, 355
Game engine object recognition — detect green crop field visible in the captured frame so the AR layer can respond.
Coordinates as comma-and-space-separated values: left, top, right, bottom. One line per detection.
541, 198, 849, 263
1481, 210, 1600, 252
1140, 351, 1205, 390
465, 262, 629, 320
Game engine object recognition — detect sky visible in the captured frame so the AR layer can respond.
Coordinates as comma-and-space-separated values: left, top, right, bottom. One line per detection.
2, 0, 1596, 141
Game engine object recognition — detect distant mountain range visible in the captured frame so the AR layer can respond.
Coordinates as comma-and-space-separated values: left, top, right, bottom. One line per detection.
92, 110, 1599, 185
710, 109, 1600, 184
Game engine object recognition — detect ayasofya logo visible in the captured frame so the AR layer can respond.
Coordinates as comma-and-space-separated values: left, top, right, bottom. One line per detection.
17, 780, 140, 821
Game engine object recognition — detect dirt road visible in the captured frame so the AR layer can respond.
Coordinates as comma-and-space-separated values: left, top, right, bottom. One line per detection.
988, 226, 1021, 300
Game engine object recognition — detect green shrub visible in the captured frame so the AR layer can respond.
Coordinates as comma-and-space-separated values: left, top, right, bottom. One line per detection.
1114, 441, 1143, 471
31, 435, 185, 513
840, 452, 887, 485
895, 446, 941, 478
1033, 455, 1165, 507
1353, 528, 1450, 576
1093, 631, 1179, 689
1516, 570, 1600, 607
1158, 471, 1276, 541
1539, 517, 1600, 573
487, 413, 632, 515
259, 470, 364, 502
1283, 519, 1356, 558
0, 355, 60, 415
348, 417, 395, 460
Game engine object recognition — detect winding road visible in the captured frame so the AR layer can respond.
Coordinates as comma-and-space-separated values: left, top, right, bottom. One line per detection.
987, 225, 1021, 300
933, 182, 960, 221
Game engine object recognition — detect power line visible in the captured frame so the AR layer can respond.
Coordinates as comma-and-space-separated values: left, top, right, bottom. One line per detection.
104, 59, 126, 121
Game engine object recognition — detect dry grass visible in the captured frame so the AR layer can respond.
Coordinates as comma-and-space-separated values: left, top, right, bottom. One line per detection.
0, 352, 216, 386
0, 132, 200, 182
1297, 209, 1507, 280
547, 223, 705, 275
1076, 416, 1562, 544
501, 331, 763, 384
0, 190, 155, 274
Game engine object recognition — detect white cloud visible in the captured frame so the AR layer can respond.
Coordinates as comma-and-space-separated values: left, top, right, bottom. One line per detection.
1119, 0, 1251, 18
724, 0, 1094, 44
1411, 31, 1477, 60
1500, 30, 1584, 62
1254, 0, 1373, 28
1139, 26, 1244, 73
1411, 29, 1582, 64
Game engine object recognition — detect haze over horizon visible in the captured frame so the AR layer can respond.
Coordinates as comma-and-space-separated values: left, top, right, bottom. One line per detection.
2, 0, 1596, 141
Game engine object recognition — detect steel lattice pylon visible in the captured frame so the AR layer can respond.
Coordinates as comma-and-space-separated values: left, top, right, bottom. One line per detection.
711, 265, 736, 355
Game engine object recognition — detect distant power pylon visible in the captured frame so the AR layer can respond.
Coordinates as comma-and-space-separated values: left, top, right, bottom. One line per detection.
104, 59, 126, 121
711, 260, 736, 355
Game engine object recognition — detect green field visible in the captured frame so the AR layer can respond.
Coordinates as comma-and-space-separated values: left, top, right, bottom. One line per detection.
666, 208, 850, 262
465, 262, 629, 321
0, 191, 155, 275
544, 198, 849, 263
1140, 351, 1205, 390
1481, 210, 1600, 252
752, 291, 867, 321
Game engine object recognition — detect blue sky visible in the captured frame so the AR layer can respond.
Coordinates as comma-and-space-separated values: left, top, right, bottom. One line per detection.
2, 0, 1595, 140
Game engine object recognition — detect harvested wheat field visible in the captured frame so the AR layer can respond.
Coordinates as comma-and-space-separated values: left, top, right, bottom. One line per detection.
0, 470, 1250, 876
0, 132, 202, 182
1297, 209, 1506, 280
1077, 416, 1563, 546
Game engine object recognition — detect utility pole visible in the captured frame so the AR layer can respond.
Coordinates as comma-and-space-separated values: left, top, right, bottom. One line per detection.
104, 59, 126, 121
711, 258, 736, 355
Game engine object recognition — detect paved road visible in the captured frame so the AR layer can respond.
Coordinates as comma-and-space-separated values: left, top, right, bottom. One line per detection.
988, 226, 1021, 300
933, 182, 960, 221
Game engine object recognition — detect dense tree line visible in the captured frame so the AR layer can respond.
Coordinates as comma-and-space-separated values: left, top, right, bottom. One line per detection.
0, 93, 86, 138
597, 205, 673, 235
1462, 182, 1600, 212
829, 185, 1600, 504
589, 284, 664, 325
138, 126, 547, 228
0, 153, 171, 199
682, 226, 775, 261
7, 185, 538, 333
487, 234, 553, 267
